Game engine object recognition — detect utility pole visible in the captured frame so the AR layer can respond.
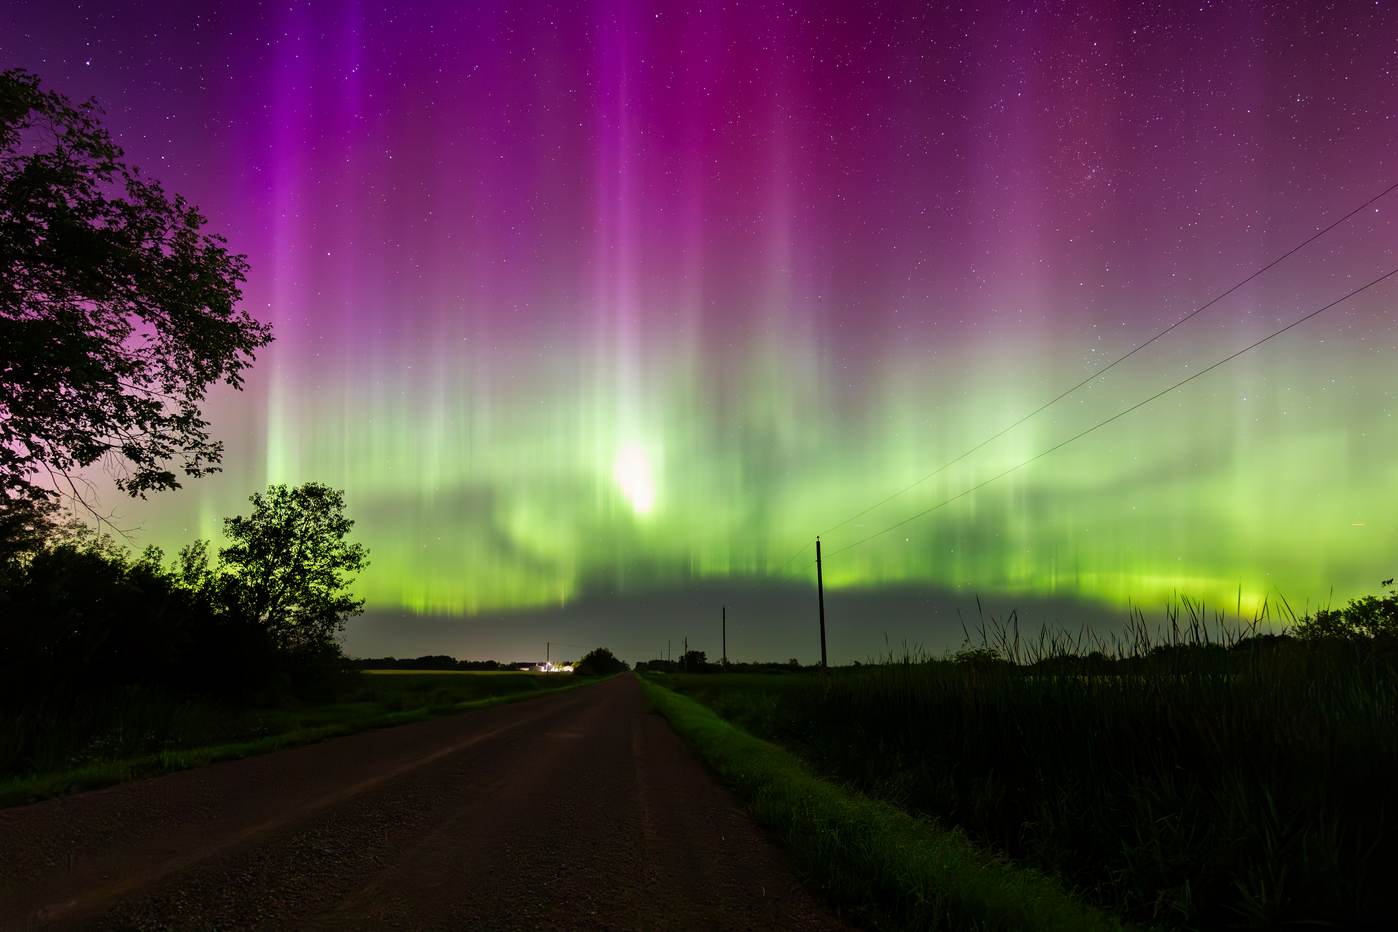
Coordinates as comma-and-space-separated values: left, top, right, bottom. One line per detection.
547, 642, 549, 666
722, 605, 727, 666
816, 537, 828, 670
683, 636, 688, 672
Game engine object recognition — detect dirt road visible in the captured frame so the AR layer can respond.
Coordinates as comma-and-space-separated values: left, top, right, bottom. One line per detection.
0, 675, 848, 931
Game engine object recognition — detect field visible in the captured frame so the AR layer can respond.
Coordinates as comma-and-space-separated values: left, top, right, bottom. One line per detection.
0, 671, 581, 808
646, 620, 1398, 930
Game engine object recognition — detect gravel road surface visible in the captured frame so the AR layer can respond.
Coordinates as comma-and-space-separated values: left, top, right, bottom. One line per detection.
0, 675, 850, 931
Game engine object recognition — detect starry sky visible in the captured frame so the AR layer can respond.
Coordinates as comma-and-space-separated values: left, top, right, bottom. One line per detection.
3, 1, 1396, 662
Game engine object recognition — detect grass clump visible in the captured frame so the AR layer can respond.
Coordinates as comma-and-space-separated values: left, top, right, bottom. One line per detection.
640, 674, 1127, 932
656, 591, 1398, 930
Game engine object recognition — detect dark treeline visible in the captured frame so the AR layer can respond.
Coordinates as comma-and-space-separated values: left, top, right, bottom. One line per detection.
637, 651, 819, 674
0, 484, 369, 782
0, 484, 367, 706
358, 656, 513, 671
353, 651, 800, 676
356, 647, 632, 677
0, 526, 278, 706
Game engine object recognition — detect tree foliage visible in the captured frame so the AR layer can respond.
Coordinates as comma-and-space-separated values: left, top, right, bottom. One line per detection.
0, 527, 273, 705
0, 482, 369, 706
1294, 578, 1398, 641
576, 646, 627, 676
0, 489, 59, 572
216, 482, 370, 655
0, 68, 272, 503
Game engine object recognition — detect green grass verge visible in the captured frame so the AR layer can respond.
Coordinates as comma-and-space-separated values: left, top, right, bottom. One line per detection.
638, 674, 1130, 932
0, 675, 597, 810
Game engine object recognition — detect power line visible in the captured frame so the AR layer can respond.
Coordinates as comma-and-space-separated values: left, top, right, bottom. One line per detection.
765, 264, 1398, 588
746, 538, 814, 593
747, 180, 1398, 595
815, 180, 1398, 541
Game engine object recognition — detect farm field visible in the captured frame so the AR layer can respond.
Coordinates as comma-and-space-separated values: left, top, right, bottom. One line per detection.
645, 626, 1398, 930
0, 671, 582, 808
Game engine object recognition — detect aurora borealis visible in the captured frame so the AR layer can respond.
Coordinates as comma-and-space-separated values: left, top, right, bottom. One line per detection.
4, 1, 1397, 659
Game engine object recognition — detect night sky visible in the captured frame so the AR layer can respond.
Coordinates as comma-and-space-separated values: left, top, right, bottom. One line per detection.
4, 1, 1396, 662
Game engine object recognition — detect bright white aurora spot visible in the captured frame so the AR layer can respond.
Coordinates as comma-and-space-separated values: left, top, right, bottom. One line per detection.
613, 445, 655, 514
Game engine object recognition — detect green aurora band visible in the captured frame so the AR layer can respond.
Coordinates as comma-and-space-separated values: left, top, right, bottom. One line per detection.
253, 314, 1396, 620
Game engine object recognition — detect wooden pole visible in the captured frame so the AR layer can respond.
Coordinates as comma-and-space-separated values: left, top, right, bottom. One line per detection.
816, 537, 828, 669
722, 605, 727, 665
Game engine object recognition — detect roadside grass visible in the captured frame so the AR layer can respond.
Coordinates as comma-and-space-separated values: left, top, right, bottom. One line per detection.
648, 609, 1398, 930
0, 672, 586, 809
639, 674, 1128, 932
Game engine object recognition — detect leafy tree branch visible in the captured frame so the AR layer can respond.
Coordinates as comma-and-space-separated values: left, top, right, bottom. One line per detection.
0, 68, 273, 509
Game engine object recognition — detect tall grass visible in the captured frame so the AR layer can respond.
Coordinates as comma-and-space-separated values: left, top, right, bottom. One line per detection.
640, 676, 1129, 932
661, 599, 1398, 929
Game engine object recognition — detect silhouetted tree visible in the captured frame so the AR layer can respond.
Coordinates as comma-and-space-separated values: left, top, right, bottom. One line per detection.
1295, 578, 1398, 641
0, 69, 272, 510
0, 490, 58, 577
0, 484, 370, 707
215, 482, 369, 658
576, 646, 626, 676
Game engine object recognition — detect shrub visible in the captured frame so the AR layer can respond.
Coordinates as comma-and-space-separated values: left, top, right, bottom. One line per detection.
576, 647, 626, 676
1294, 578, 1398, 640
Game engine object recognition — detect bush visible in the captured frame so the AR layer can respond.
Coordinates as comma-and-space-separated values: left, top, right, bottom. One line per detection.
1294, 578, 1398, 641
576, 647, 627, 676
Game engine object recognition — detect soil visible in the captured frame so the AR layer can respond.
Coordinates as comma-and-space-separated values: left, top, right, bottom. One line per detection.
0, 675, 852, 931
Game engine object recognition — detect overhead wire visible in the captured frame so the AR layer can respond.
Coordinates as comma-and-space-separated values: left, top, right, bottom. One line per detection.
746, 538, 815, 593
762, 263, 1398, 590
818, 181, 1398, 540
745, 179, 1398, 595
